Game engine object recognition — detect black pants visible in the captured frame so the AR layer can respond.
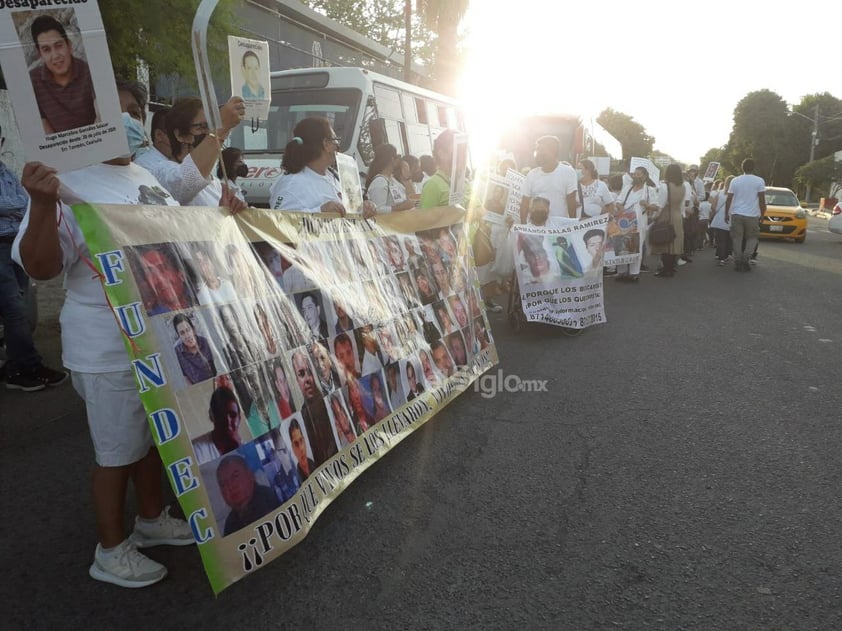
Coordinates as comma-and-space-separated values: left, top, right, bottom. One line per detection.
714, 228, 731, 261
661, 254, 677, 274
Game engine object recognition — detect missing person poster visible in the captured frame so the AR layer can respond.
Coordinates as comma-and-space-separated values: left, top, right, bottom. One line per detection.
0, 0, 128, 172
335, 152, 363, 214
604, 204, 643, 267
227, 35, 271, 120
513, 215, 610, 328
72, 203, 497, 594
703, 161, 720, 183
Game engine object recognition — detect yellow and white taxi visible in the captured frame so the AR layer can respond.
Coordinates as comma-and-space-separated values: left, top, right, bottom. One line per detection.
761, 187, 807, 243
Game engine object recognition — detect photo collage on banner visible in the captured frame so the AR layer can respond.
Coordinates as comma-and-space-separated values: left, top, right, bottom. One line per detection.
513, 215, 611, 329
121, 215, 495, 551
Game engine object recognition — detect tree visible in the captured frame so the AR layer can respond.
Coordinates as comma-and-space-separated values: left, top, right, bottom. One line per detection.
416, 0, 469, 93
699, 147, 726, 179
794, 155, 842, 200
596, 108, 654, 161
100, 0, 239, 95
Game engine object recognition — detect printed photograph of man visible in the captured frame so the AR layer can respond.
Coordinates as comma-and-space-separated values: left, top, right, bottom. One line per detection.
383, 236, 406, 273
192, 385, 246, 465
327, 392, 356, 449
332, 298, 356, 334
263, 428, 300, 502
447, 331, 469, 367
430, 340, 455, 378
191, 244, 237, 306
356, 325, 384, 376
216, 453, 281, 536
432, 300, 457, 335
240, 50, 265, 100
473, 316, 492, 351
24, 13, 98, 134
253, 302, 280, 357
430, 259, 451, 297
517, 234, 556, 285
360, 371, 392, 423
403, 360, 425, 401
404, 236, 424, 270
217, 304, 258, 372
127, 244, 197, 315
552, 236, 584, 279
172, 313, 217, 385
582, 228, 606, 274
332, 332, 361, 380
269, 357, 297, 419
418, 348, 440, 386
448, 295, 470, 329
309, 341, 341, 394
384, 362, 406, 410
287, 416, 315, 482
296, 291, 329, 342
396, 271, 420, 309
292, 349, 336, 466
377, 324, 400, 365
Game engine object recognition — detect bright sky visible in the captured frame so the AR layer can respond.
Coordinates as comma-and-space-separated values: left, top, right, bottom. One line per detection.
457, 0, 840, 166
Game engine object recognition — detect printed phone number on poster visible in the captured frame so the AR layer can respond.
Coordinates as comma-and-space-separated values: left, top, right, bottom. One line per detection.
533, 312, 604, 328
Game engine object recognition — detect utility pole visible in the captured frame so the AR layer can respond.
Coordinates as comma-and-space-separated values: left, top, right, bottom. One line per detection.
403, 0, 412, 82
806, 104, 819, 202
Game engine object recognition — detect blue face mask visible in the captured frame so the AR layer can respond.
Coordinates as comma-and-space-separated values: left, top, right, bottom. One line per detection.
122, 112, 149, 157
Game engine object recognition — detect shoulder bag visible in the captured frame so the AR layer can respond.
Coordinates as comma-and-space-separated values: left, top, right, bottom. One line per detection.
649, 184, 676, 246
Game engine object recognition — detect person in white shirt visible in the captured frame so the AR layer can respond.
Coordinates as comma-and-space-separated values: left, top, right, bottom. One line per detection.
709, 176, 734, 265
364, 143, 416, 214
614, 166, 659, 281
576, 159, 615, 219
519, 136, 578, 221
13, 82, 245, 589
135, 96, 244, 206
269, 116, 375, 217
725, 158, 767, 272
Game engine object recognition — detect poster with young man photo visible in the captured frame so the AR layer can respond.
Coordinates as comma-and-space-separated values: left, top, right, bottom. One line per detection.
0, 2, 128, 171
227, 36, 270, 120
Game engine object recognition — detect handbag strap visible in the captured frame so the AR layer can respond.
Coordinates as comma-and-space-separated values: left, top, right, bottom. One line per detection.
664, 184, 672, 225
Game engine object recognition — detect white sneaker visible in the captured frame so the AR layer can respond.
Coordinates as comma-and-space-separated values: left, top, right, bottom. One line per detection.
749, 258, 758, 265
89, 540, 167, 588
129, 506, 195, 548
677, 258, 687, 266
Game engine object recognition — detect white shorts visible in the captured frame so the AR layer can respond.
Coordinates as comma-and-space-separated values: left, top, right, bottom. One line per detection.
71, 370, 152, 467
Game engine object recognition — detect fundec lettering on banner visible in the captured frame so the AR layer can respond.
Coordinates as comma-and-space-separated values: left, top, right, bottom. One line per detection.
72, 203, 498, 594
512, 215, 610, 329
0, 0, 128, 171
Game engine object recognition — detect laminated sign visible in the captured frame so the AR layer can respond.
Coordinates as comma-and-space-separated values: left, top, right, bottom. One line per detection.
73, 204, 498, 593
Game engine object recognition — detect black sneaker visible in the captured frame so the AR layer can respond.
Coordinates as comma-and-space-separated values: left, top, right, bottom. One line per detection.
5, 371, 46, 392
30, 364, 69, 387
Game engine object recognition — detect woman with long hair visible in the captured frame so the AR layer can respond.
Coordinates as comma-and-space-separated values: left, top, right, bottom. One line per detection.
651, 163, 686, 278
269, 116, 375, 217
364, 143, 416, 214
576, 159, 615, 218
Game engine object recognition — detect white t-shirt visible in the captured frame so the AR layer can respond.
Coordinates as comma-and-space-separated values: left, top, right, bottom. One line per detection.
682, 181, 694, 218
727, 174, 766, 217
12, 163, 179, 373
134, 146, 211, 205
269, 167, 342, 213
187, 175, 223, 207
617, 183, 658, 214
197, 278, 238, 306
522, 163, 578, 218
578, 179, 614, 218
367, 175, 407, 214
698, 199, 712, 221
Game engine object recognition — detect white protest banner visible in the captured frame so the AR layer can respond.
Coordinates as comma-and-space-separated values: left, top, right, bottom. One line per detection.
512, 215, 610, 329
449, 133, 469, 206
336, 152, 363, 214
0, 0, 128, 172
504, 168, 525, 220
703, 161, 720, 183
604, 204, 644, 267
228, 36, 271, 121
629, 157, 660, 185
74, 203, 497, 594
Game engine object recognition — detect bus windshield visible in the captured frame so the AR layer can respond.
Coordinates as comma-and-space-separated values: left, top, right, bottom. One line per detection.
229, 88, 361, 155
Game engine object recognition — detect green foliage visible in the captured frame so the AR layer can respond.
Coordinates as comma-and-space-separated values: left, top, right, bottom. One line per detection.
794, 155, 842, 199
596, 108, 654, 161
101, 0, 240, 92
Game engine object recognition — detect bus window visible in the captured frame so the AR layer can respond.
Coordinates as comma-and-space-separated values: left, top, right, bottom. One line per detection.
415, 98, 428, 124
437, 105, 449, 129
426, 102, 439, 128
446, 107, 458, 130
406, 123, 432, 158
383, 119, 406, 155
373, 84, 402, 120
401, 93, 417, 124
228, 88, 361, 155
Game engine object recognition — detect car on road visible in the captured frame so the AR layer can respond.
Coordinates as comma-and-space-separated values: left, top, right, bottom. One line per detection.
828, 200, 842, 234
761, 187, 807, 243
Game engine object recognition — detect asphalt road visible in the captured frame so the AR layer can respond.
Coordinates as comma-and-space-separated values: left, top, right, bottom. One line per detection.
3, 217, 842, 630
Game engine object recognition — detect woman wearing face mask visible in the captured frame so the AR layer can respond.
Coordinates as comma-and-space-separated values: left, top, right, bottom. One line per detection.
365, 143, 416, 214
135, 96, 244, 206
269, 116, 375, 217
575, 159, 615, 219
217, 147, 248, 203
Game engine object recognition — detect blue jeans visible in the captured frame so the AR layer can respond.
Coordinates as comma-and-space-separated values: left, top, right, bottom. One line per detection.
0, 241, 41, 373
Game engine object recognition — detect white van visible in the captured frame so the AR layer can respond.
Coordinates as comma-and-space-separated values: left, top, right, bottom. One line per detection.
228, 67, 466, 207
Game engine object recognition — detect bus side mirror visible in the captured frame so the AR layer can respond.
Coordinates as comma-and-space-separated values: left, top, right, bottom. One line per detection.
369, 118, 387, 147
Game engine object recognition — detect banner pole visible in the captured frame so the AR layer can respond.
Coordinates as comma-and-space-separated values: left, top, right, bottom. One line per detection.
191, 0, 223, 135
